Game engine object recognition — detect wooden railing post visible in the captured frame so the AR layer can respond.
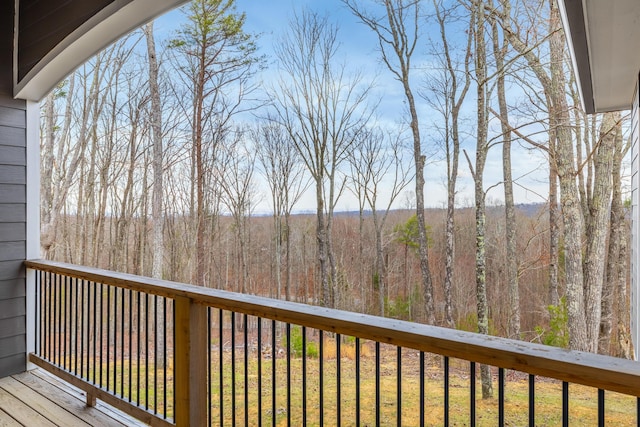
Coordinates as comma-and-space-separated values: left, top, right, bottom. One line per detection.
174, 296, 208, 426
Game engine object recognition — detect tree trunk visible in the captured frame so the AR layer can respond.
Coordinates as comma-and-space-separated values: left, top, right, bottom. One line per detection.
473, 1, 492, 399
145, 21, 165, 367
548, 133, 560, 307
583, 113, 615, 351
316, 179, 330, 306
146, 22, 164, 281
599, 112, 624, 354
491, 3, 519, 339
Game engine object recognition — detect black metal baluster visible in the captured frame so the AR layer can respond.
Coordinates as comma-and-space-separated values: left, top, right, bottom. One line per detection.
173, 298, 176, 419
444, 356, 450, 427
63, 274, 67, 368
93, 281, 98, 385
75, 278, 80, 376
420, 351, 424, 427
42, 271, 47, 359
64, 275, 68, 370
302, 327, 307, 427
43, 271, 48, 358
137, 290, 141, 406
232, 312, 236, 425
163, 297, 167, 419
107, 284, 111, 392
69, 276, 74, 371
356, 338, 361, 427
219, 309, 224, 426
113, 286, 118, 395
58, 274, 63, 367
470, 362, 476, 427
154, 294, 158, 414
498, 367, 505, 427
336, 333, 341, 427
207, 308, 212, 427
397, 346, 402, 427
49, 272, 54, 362
39, 271, 44, 356
120, 287, 125, 399
562, 381, 569, 427
80, 279, 85, 379
99, 282, 104, 388
68, 276, 72, 371
598, 389, 605, 427
636, 397, 639, 427
128, 289, 133, 403
245, 314, 249, 427
55, 273, 59, 363
115, 288, 120, 396
258, 318, 262, 427
376, 341, 380, 427
272, 320, 276, 427
286, 323, 291, 427
319, 330, 324, 427
72, 276, 77, 374
529, 374, 535, 426
145, 292, 149, 409
35, 271, 40, 356
53, 274, 60, 365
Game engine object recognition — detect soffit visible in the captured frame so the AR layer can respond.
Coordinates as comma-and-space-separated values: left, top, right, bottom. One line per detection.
14, 0, 189, 102
560, 0, 640, 113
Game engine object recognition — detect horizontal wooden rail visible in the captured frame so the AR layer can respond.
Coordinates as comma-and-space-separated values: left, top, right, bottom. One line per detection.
26, 259, 640, 398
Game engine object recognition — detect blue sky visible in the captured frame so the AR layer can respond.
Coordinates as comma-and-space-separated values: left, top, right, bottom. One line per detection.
156, 0, 552, 214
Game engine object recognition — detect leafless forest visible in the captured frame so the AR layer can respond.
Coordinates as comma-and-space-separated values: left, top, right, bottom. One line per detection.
39, 0, 631, 377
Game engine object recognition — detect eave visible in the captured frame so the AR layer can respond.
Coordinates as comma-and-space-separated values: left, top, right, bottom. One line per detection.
558, 0, 640, 114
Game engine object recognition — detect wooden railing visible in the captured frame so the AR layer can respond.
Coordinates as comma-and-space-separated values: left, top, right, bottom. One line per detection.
26, 259, 640, 426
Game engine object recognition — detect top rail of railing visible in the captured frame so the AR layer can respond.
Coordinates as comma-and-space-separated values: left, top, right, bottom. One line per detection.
25, 258, 640, 397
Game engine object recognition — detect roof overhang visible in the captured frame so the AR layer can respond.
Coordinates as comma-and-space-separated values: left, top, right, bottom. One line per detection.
14, 0, 188, 102
558, 0, 640, 114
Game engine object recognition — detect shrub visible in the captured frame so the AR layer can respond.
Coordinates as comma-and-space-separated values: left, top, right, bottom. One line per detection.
287, 325, 319, 358
534, 297, 569, 348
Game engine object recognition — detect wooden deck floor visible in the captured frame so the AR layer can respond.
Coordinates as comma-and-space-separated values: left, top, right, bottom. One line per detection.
0, 369, 148, 426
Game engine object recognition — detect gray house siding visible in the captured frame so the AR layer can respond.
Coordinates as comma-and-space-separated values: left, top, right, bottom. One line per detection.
0, 0, 27, 378
631, 78, 639, 360
0, 101, 27, 377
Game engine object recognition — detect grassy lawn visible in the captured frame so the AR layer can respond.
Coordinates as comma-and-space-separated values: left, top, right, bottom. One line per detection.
208, 342, 637, 426
62, 339, 637, 426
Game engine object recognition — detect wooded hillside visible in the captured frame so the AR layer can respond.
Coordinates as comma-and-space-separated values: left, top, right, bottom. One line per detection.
39, 0, 632, 367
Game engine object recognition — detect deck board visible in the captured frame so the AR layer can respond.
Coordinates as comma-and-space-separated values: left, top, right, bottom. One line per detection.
0, 370, 147, 426
1, 376, 95, 427
0, 387, 56, 427
0, 408, 20, 427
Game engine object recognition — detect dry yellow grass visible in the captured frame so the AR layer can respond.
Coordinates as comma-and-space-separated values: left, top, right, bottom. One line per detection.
66, 341, 637, 426
209, 341, 638, 426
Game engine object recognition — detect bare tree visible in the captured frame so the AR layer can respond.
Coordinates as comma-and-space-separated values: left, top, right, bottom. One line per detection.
598, 112, 628, 355
218, 129, 258, 295
422, 0, 473, 328
467, 0, 492, 398
581, 113, 616, 350
348, 126, 412, 316
489, 0, 520, 339
345, 0, 436, 324
272, 10, 372, 307
500, 0, 589, 350
144, 22, 165, 281
255, 121, 309, 300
